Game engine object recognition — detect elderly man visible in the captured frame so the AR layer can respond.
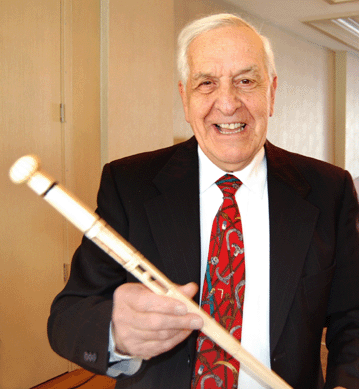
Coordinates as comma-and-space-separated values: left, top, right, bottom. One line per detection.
48, 13, 359, 389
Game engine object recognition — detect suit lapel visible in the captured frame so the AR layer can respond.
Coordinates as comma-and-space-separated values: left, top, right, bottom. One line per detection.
265, 142, 320, 354
144, 137, 201, 297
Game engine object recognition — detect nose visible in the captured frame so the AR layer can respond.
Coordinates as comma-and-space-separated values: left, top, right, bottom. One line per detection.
214, 83, 241, 116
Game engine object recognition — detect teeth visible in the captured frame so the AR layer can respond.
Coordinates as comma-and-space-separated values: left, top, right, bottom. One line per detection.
218, 123, 245, 130
216, 123, 246, 134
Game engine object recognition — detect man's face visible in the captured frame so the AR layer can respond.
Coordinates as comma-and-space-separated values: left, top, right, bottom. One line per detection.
179, 26, 277, 172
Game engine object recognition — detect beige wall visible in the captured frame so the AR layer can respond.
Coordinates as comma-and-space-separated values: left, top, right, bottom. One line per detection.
333, 50, 359, 178
63, 0, 102, 254
106, 0, 174, 162
68, 0, 101, 206
265, 26, 335, 163
346, 52, 359, 178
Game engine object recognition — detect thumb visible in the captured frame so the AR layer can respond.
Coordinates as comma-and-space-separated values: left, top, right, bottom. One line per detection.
177, 282, 199, 299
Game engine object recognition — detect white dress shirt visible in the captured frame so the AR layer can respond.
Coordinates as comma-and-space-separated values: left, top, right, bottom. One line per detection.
198, 146, 271, 388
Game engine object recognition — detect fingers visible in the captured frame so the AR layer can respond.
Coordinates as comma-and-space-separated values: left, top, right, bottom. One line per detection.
120, 327, 194, 360
118, 282, 198, 316
111, 282, 203, 360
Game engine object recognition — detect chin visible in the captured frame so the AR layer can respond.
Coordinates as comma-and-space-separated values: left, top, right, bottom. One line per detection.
217, 151, 254, 171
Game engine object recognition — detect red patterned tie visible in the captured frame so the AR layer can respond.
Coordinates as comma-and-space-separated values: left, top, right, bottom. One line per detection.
192, 174, 245, 389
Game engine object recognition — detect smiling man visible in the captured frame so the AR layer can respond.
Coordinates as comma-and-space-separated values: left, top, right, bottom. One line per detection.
179, 23, 277, 173
48, 13, 359, 389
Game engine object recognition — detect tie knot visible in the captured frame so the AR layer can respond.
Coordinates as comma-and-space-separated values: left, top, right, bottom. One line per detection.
216, 174, 242, 196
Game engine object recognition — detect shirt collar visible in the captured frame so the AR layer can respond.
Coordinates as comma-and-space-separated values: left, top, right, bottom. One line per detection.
198, 145, 267, 198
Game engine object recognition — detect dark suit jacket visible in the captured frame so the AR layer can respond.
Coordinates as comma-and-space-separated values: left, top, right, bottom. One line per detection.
48, 137, 359, 389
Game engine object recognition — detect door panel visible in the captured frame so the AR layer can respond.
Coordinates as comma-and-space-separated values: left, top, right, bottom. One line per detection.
0, 1, 68, 388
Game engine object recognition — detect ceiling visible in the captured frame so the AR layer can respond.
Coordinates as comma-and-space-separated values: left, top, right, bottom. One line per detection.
224, 0, 359, 54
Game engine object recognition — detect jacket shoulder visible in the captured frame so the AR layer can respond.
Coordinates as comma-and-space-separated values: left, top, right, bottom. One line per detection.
266, 141, 349, 186
105, 137, 197, 184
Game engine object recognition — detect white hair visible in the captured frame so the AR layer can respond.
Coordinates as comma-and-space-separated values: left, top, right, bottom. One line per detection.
177, 13, 276, 85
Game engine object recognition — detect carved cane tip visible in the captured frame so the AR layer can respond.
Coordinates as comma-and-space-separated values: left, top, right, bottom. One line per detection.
9, 155, 41, 184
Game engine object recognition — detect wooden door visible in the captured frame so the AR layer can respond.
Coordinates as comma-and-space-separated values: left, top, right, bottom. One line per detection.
0, 1, 68, 388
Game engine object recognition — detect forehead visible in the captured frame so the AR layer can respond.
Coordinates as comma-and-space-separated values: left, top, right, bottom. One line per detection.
187, 25, 266, 77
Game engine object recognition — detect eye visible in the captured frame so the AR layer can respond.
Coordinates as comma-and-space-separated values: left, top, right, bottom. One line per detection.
240, 79, 251, 85
235, 77, 257, 89
199, 80, 213, 87
196, 80, 216, 93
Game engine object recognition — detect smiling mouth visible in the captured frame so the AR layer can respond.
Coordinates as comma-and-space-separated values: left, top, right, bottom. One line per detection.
215, 123, 246, 134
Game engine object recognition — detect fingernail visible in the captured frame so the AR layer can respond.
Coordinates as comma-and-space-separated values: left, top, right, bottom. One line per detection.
190, 318, 202, 329
175, 305, 187, 315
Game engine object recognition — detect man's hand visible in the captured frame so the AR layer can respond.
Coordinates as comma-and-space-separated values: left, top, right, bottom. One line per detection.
112, 282, 203, 360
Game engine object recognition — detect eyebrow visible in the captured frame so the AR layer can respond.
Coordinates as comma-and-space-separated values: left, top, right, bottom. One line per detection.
191, 65, 261, 81
234, 65, 261, 78
191, 72, 214, 81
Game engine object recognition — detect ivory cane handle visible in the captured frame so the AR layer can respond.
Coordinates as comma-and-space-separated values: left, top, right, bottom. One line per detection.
9, 155, 292, 389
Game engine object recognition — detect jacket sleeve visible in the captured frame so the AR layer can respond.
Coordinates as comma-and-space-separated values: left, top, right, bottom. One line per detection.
47, 163, 131, 375
324, 171, 359, 388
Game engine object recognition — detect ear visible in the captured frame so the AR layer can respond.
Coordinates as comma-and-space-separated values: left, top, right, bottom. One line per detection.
178, 81, 190, 123
269, 76, 278, 117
